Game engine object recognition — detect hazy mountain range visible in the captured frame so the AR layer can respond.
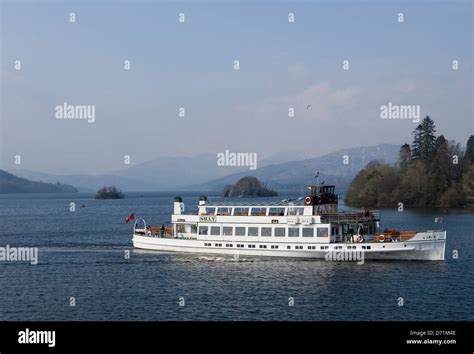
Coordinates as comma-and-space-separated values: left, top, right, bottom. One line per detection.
7, 144, 400, 193
0, 169, 77, 193
190, 144, 400, 193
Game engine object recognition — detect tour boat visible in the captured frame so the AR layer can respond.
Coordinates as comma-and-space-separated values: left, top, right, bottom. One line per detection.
132, 184, 446, 261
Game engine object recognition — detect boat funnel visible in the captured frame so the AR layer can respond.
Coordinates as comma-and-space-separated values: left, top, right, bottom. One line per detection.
174, 196, 183, 215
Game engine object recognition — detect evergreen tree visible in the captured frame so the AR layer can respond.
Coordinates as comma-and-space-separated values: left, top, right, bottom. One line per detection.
463, 165, 474, 198
399, 144, 411, 172
430, 140, 451, 195
464, 135, 474, 167
411, 116, 437, 161
434, 135, 447, 151
447, 141, 464, 185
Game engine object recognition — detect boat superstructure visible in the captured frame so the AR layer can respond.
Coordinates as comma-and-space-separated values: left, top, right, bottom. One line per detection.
132, 184, 446, 261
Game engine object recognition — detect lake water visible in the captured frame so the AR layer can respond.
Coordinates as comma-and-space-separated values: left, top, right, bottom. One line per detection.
0, 192, 473, 321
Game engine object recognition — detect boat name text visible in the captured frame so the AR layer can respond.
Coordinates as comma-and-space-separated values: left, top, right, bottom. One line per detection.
199, 216, 216, 222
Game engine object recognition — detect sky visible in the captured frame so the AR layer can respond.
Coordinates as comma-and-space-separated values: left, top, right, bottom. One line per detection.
1, 0, 473, 174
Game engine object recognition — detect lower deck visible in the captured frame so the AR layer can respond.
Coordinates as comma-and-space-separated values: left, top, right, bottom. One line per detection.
132, 231, 447, 261
138, 223, 420, 244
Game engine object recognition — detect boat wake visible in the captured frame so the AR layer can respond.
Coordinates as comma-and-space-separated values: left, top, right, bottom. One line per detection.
197, 255, 258, 263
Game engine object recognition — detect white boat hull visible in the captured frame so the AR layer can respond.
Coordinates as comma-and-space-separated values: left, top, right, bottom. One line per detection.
133, 231, 446, 261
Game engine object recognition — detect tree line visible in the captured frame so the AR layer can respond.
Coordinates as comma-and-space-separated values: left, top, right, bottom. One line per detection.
345, 116, 474, 208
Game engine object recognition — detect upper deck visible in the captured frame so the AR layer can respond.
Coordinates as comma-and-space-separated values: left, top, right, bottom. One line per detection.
172, 196, 380, 223
201, 199, 311, 216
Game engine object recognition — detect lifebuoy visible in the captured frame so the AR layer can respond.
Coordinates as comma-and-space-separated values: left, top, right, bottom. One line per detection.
304, 196, 312, 205
379, 234, 385, 242
357, 235, 364, 243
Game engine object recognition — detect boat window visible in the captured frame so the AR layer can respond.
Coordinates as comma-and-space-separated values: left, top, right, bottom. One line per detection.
210, 226, 221, 235
217, 207, 231, 215
288, 227, 300, 237
235, 227, 246, 236
250, 208, 266, 216
317, 227, 329, 237
302, 227, 314, 237
223, 227, 233, 236
179, 224, 197, 233
198, 226, 208, 235
274, 227, 286, 237
372, 223, 378, 234
268, 207, 285, 216
342, 224, 349, 235
296, 208, 305, 215
205, 207, 216, 215
287, 205, 296, 216
248, 227, 259, 236
234, 208, 249, 216
261, 227, 272, 237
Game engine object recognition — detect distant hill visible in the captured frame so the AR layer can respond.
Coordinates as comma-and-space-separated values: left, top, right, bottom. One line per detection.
190, 144, 400, 193
0, 170, 77, 193
9, 170, 162, 192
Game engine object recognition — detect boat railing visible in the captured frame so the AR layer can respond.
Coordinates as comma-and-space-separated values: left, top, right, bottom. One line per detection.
375, 230, 417, 242
319, 210, 380, 223
145, 226, 174, 238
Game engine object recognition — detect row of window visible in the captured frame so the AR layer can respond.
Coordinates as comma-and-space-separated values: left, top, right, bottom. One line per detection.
182, 224, 377, 237
202, 243, 372, 250
198, 225, 329, 237
203, 206, 306, 216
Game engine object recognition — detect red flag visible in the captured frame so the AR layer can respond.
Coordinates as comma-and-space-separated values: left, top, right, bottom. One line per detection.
124, 213, 136, 224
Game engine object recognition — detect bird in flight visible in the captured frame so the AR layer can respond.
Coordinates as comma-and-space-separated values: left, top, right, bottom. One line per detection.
306, 104, 312, 110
